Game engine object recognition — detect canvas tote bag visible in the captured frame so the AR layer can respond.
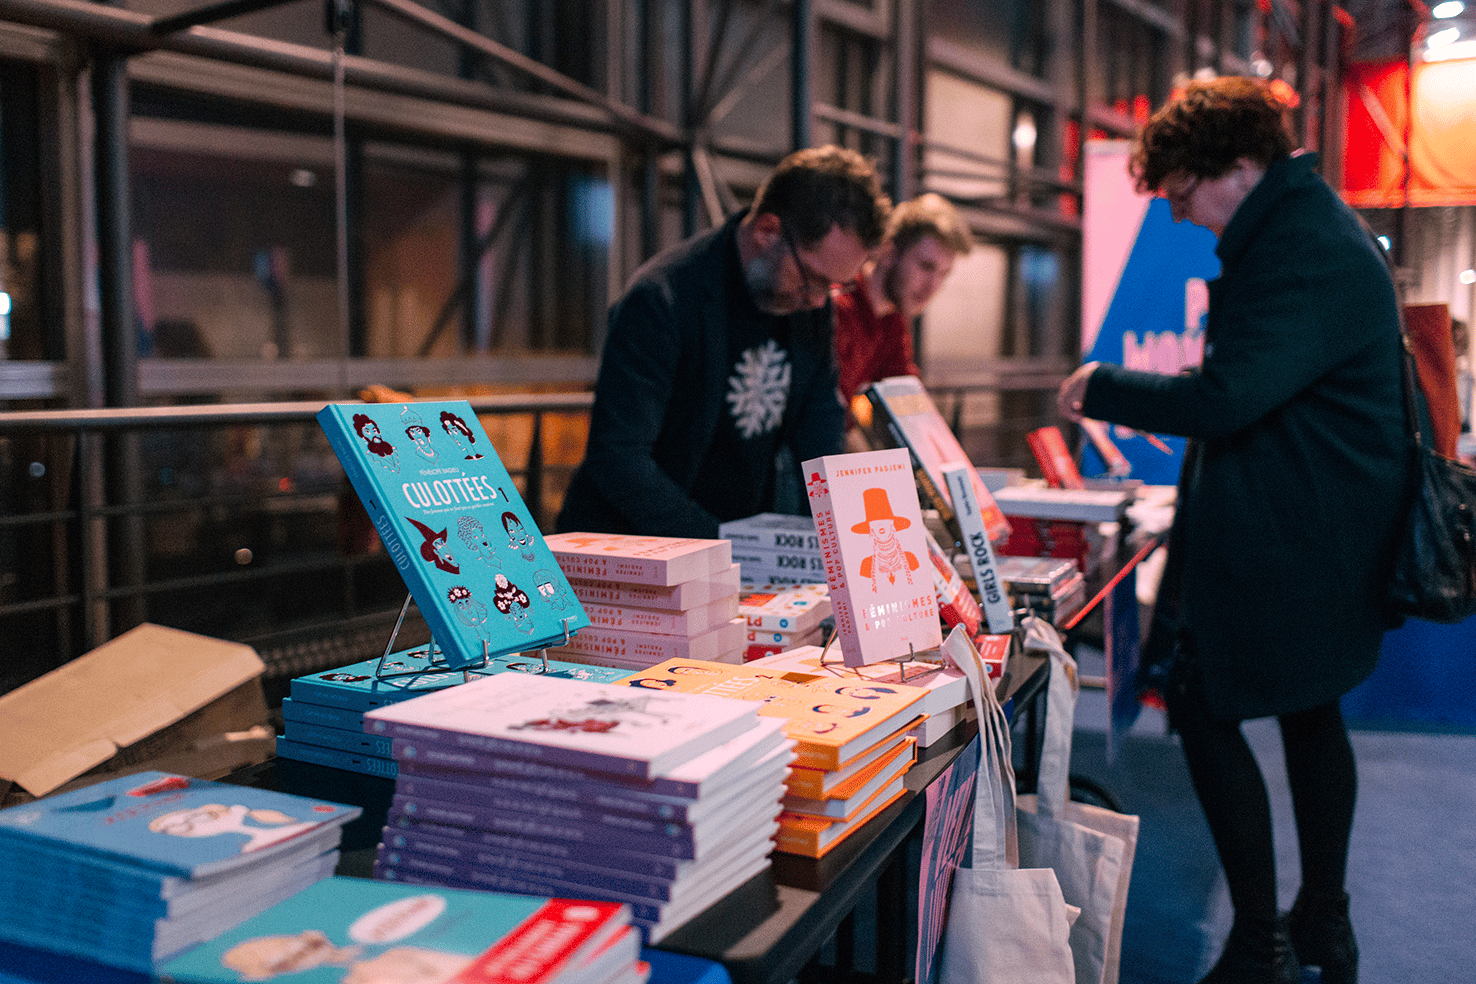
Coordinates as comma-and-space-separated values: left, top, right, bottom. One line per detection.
1016, 614, 1140, 984
938, 629, 1077, 984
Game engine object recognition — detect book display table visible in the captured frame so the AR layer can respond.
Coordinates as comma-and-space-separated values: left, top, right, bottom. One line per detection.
224, 642, 1050, 984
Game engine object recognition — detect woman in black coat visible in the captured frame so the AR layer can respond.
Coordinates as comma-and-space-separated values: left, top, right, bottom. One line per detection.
1059, 78, 1412, 984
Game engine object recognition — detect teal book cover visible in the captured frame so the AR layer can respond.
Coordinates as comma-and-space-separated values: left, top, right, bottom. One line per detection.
317, 401, 590, 669
158, 876, 631, 984
0, 772, 359, 880
289, 646, 628, 713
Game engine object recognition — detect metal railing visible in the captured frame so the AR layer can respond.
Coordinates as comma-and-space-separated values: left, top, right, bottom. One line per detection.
0, 392, 593, 688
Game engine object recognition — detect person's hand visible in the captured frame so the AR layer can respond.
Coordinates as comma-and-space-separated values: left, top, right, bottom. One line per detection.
1057, 362, 1099, 422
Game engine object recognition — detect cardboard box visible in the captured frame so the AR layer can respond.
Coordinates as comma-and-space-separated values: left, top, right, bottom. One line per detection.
0, 623, 274, 805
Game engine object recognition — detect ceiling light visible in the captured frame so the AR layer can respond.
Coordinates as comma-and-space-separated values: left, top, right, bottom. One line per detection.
1460, 269, 1476, 286
1432, 1, 1464, 18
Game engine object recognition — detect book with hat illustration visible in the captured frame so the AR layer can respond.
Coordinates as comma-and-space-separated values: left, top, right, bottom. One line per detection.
801, 447, 943, 668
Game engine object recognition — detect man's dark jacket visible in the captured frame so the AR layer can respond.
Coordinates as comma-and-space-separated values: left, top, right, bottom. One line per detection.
1083, 153, 1414, 720
558, 211, 846, 539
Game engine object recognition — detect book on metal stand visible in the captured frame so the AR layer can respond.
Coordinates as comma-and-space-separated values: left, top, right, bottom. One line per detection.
316, 398, 591, 689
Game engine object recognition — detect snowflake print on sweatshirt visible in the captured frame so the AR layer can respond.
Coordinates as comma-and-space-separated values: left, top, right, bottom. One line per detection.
727, 339, 792, 438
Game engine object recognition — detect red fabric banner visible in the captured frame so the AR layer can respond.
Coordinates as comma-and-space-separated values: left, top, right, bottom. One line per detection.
1342, 57, 1476, 207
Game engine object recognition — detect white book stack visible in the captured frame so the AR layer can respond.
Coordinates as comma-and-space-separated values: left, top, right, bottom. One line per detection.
363, 672, 793, 943
720, 513, 828, 586
544, 533, 745, 670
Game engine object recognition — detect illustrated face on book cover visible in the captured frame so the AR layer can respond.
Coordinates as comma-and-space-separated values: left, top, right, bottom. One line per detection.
456, 516, 503, 569
439, 409, 484, 460
147, 802, 322, 853
503, 511, 537, 561
352, 413, 399, 472
851, 487, 921, 590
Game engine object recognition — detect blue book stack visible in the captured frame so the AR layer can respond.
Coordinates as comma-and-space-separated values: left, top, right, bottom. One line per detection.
278, 647, 632, 778
0, 772, 359, 974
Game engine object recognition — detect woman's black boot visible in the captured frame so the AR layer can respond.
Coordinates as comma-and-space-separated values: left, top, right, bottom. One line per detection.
1198, 914, 1299, 984
1288, 888, 1358, 984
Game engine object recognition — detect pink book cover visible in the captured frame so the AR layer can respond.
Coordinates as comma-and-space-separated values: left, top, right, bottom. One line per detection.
568, 564, 741, 611
580, 595, 739, 638
801, 448, 942, 667
547, 532, 732, 586
551, 618, 744, 665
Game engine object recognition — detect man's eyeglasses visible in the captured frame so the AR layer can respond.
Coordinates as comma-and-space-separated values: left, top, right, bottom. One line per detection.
781, 224, 842, 303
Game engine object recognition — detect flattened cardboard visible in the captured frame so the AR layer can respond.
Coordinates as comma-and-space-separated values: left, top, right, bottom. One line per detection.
0, 623, 270, 802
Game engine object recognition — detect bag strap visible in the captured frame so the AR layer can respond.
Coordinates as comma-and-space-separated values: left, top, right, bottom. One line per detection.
946, 626, 1018, 870
1022, 614, 1079, 819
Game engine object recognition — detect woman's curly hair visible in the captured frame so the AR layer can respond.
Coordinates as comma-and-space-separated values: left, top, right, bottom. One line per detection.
1130, 77, 1296, 193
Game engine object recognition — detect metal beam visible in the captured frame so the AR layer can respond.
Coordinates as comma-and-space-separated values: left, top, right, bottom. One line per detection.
151, 0, 298, 36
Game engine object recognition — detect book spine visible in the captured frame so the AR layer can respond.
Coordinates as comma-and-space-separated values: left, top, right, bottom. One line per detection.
366, 719, 648, 778
376, 843, 680, 902
281, 697, 365, 730
721, 525, 822, 552
730, 546, 828, 581
394, 771, 696, 825
282, 720, 394, 758
372, 860, 665, 925
390, 740, 703, 799
274, 736, 398, 778
388, 800, 699, 859
805, 466, 862, 676
551, 553, 672, 586
286, 680, 374, 712
943, 467, 1015, 635
381, 819, 687, 880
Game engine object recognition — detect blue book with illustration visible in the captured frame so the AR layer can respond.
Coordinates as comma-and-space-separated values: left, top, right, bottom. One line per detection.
0, 771, 359, 881
157, 876, 635, 984
317, 400, 591, 669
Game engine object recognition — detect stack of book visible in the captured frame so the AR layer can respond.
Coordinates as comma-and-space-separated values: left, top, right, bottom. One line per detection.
618, 657, 928, 858
0, 771, 359, 975
545, 532, 745, 668
746, 624, 1009, 748
277, 647, 630, 779
158, 876, 643, 984
994, 555, 1088, 626
719, 513, 828, 586
739, 581, 832, 661
363, 671, 792, 942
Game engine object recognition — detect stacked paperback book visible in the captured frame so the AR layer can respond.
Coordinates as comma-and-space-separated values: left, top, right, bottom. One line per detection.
0, 771, 359, 974
619, 657, 927, 858
719, 512, 827, 586
738, 581, 832, 661
745, 624, 1010, 748
545, 532, 745, 668
158, 876, 643, 984
278, 647, 629, 779
363, 671, 792, 942
993, 556, 1089, 626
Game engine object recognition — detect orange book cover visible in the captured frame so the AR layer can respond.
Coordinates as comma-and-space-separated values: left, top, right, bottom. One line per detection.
614, 657, 925, 771
775, 783, 909, 858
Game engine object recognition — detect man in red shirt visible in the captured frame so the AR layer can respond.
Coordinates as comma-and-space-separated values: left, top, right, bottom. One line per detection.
832, 192, 972, 438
